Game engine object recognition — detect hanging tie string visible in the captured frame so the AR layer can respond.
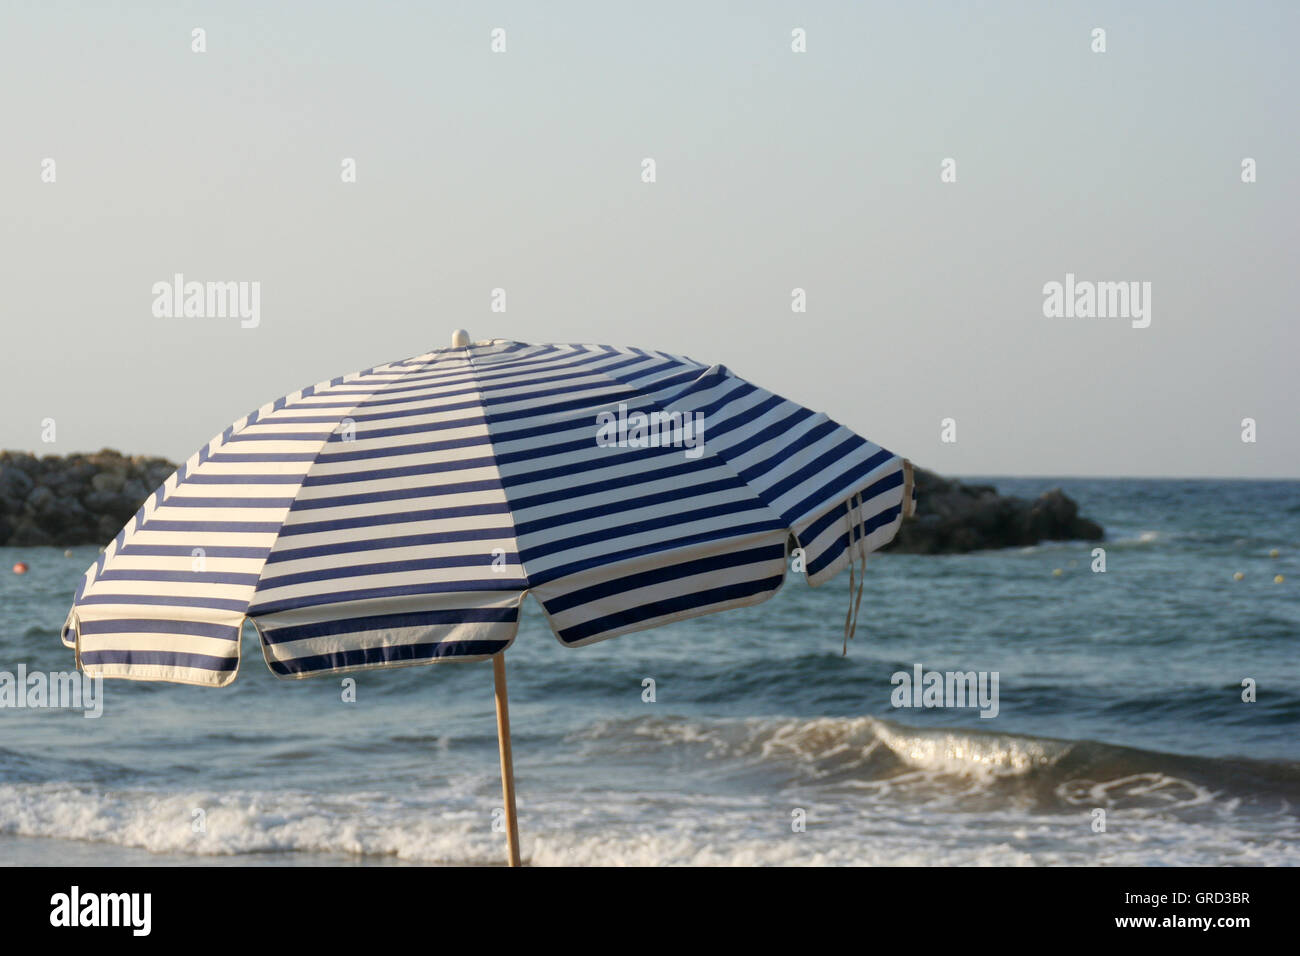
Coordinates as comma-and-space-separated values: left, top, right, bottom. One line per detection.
842, 491, 867, 656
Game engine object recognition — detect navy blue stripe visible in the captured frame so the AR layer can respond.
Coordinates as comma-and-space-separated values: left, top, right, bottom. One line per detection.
247, 579, 526, 616
138, 520, 283, 534
611, 353, 698, 385
265, 527, 517, 564
737, 419, 840, 488
318, 379, 472, 398
266, 408, 465, 424
184, 473, 304, 485
287, 360, 537, 407
476, 356, 651, 396
78, 619, 240, 640
208, 452, 319, 462
322, 415, 488, 442
528, 521, 783, 587
625, 367, 712, 404
76, 594, 249, 612
461, 349, 619, 389
261, 608, 518, 645
495, 430, 638, 466
267, 639, 509, 675
312, 434, 491, 464
276, 502, 512, 536
513, 477, 752, 537
257, 553, 519, 590
487, 389, 639, 426
543, 543, 784, 615
81, 649, 238, 672
785, 452, 899, 528
486, 401, 657, 448
557, 576, 782, 644
225, 432, 337, 442
771, 444, 889, 519
720, 405, 814, 461
473, 364, 655, 405
117, 544, 270, 559
477, 354, 648, 397
519, 499, 772, 564
347, 395, 483, 417
507, 458, 731, 512
300, 455, 497, 487
800, 469, 905, 544
497, 437, 688, 488
695, 379, 759, 419
481, 373, 643, 410
805, 504, 904, 576
286, 478, 504, 511
94, 569, 259, 586
154, 496, 295, 512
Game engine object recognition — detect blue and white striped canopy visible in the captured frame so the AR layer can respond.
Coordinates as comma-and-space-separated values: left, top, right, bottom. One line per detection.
62, 339, 914, 686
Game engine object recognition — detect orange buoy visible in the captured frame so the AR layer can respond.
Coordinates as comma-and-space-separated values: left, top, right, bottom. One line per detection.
13, 562, 29, 574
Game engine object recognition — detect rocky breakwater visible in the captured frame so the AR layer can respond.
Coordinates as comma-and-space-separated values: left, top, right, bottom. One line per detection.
0, 450, 175, 547
1, 452, 1104, 554
885, 465, 1104, 554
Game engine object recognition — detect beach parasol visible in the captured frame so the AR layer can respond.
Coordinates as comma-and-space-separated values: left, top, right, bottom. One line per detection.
61, 333, 915, 865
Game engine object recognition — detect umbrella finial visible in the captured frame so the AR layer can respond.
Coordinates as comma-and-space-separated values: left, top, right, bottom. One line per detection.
451, 329, 471, 348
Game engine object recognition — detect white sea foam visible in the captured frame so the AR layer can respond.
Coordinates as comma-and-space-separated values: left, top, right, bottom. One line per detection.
2, 714, 1297, 866
869, 720, 1065, 778
1055, 772, 1216, 813
583, 714, 1065, 780
0, 783, 505, 864
3, 779, 1297, 866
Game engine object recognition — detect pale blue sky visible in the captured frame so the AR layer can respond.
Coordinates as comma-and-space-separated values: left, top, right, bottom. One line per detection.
2, 1, 1296, 477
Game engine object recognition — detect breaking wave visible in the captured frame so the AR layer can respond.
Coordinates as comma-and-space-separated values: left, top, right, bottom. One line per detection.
6, 714, 1295, 866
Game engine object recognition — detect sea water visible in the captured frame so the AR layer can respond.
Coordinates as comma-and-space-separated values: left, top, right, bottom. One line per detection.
1, 478, 1297, 865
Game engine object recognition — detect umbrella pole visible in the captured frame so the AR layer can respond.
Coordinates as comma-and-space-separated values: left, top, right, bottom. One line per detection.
492, 652, 522, 867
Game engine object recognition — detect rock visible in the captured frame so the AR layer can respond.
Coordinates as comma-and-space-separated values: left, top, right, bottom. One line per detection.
7, 517, 54, 547
884, 466, 1104, 554
83, 488, 127, 517
95, 515, 124, 542
0, 465, 35, 504
120, 477, 149, 505
0, 448, 183, 548
90, 470, 126, 494
25, 484, 57, 516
